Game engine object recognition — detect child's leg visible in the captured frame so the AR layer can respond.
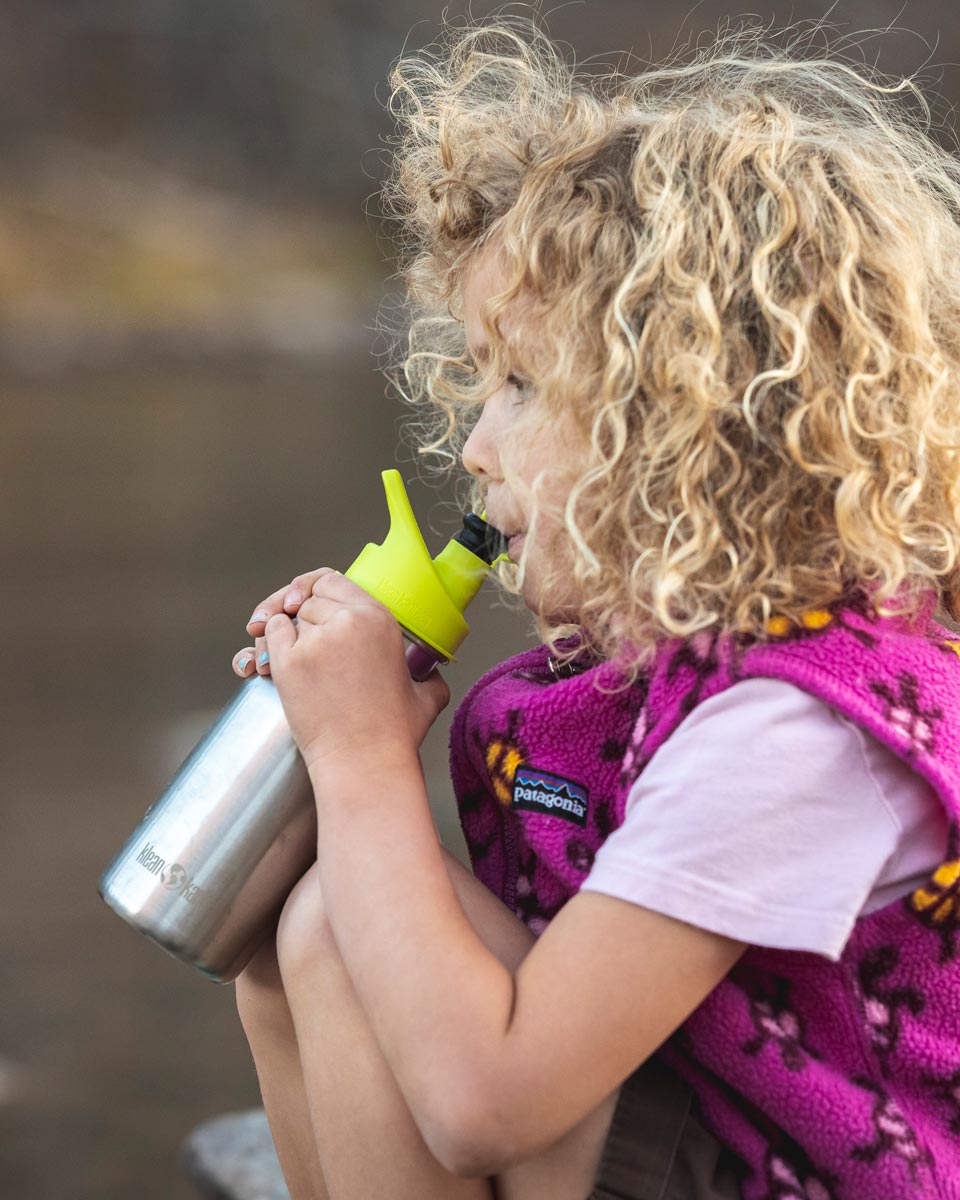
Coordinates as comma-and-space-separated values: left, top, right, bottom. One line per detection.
238, 915, 486, 1200
271, 856, 494, 1199
274, 849, 622, 1200
235, 933, 330, 1200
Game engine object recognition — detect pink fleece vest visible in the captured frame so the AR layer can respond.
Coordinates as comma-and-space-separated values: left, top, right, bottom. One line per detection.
449, 585, 960, 1199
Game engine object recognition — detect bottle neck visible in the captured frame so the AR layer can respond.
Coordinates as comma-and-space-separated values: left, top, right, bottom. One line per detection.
402, 629, 448, 682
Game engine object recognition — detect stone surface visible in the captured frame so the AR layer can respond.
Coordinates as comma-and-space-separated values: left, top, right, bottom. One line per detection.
181, 1109, 290, 1200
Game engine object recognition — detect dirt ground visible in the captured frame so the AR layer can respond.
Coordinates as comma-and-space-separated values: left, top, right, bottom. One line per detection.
2, 356, 528, 1198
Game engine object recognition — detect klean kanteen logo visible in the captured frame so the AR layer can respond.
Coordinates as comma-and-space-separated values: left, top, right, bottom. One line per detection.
135, 843, 203, 905
512, 767, 588, 827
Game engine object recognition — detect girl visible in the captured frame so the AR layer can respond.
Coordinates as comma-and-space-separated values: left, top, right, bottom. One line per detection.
230, 16, 960, 1200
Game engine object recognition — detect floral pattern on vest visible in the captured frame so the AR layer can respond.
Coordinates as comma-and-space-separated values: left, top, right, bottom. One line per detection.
448, 585, 960, 1198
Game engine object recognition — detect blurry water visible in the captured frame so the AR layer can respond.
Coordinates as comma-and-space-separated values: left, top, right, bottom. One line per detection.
1, 357, 527, 1198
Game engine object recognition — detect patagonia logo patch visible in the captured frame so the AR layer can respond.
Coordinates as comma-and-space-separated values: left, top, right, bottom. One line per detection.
512, 767, 588, 827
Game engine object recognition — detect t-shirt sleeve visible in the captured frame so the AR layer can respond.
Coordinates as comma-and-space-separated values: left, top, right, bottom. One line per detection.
579, 677, 902, 960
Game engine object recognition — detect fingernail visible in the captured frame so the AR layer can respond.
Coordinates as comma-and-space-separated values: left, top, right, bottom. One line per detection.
284, 589, 303, 608
248, 611, 268, 626
258, 652, 270, 666
237, 656, 251, 672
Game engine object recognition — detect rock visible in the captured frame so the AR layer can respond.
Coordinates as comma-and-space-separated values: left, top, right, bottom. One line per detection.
181, 1108, 290, 1200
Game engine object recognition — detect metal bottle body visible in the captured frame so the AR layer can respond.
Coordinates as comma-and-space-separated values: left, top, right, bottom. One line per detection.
99, 632, 444, 983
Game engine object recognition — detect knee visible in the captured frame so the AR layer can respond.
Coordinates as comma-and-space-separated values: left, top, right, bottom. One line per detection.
274, 861, 340, 983
235, 932, 289, 1035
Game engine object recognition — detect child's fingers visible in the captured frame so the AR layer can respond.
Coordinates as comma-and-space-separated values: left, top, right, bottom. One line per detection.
420, 667, 452, 715
245, 568, 337, 635
255, 632, 271, 675
232, 648, 257, 678
263, 612, 298, 660
245, 584, 294, 635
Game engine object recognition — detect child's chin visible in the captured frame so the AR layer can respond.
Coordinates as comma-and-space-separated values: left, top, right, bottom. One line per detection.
522, 583, 578, 625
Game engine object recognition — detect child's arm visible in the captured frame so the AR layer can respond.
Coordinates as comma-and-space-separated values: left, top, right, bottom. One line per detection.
261, 570, 747, 1178
308, 748, 745, 1177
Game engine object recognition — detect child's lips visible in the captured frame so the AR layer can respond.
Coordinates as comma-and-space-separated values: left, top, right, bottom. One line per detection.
508, 533, 525, 558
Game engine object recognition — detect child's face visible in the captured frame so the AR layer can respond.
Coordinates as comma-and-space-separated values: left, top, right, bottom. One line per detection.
460, 251, 579, 621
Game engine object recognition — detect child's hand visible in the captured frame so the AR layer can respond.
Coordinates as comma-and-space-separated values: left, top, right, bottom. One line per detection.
232, 567, 331, 680
235, 568, 451, 769
266, 569, 451, 771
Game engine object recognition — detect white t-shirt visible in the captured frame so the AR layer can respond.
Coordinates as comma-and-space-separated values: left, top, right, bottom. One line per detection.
579, 677, 950, 961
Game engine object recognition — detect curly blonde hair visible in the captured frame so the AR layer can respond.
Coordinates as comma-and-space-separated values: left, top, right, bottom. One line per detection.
378, 13, 960, 677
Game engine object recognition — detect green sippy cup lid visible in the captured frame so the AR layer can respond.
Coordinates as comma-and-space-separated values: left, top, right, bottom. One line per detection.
344, 471, 506, 662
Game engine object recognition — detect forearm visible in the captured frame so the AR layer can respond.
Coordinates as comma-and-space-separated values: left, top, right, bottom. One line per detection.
307, 749, 515, 1150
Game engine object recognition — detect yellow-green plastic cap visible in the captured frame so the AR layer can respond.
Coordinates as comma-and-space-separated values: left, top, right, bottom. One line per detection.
344, 471, 499, 661
480, 509, 511, 570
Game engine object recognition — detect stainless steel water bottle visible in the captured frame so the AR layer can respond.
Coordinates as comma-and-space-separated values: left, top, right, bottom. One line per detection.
99, 471, 506, 983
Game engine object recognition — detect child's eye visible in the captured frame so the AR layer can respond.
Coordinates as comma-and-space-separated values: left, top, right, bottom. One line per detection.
462, 355, 532, 402
507, 373, 533, 401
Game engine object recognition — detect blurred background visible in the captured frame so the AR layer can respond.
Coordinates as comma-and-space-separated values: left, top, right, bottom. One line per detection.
3, 1, 959, 1195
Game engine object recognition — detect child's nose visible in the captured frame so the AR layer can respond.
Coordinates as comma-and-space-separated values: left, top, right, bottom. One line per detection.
461, 401, 501, 480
